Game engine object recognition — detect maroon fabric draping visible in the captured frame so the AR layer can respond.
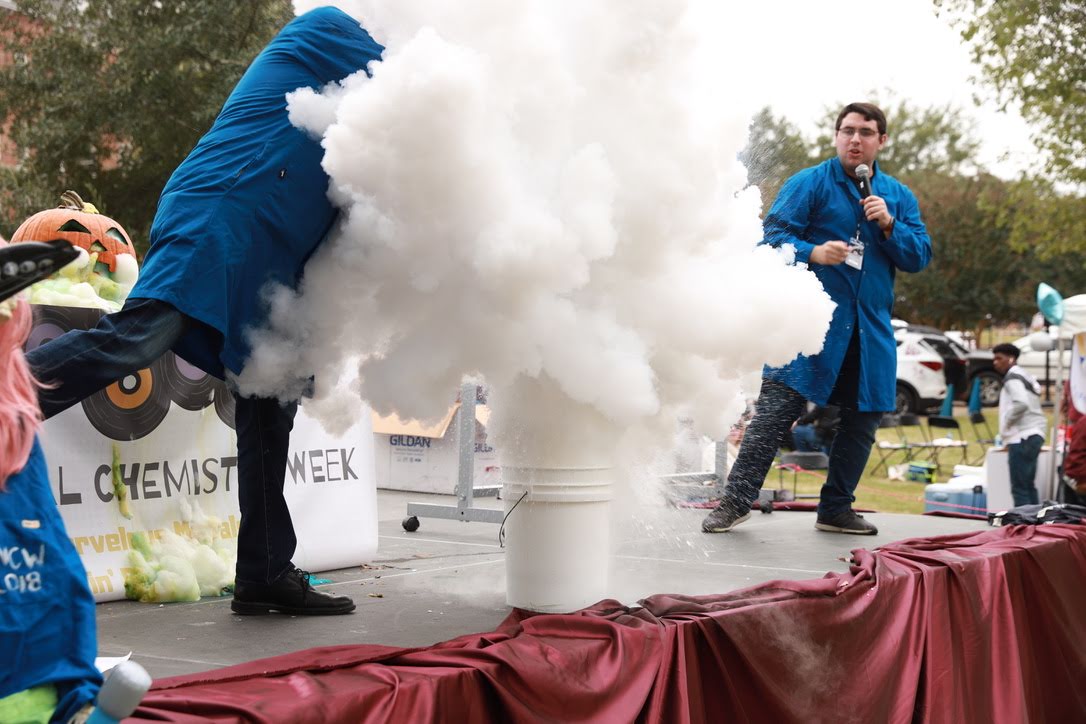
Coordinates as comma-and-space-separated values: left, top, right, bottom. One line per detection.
130, 525, 1086, 723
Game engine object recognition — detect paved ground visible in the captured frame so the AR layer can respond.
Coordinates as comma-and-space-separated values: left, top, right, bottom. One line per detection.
94, 488, 987, 679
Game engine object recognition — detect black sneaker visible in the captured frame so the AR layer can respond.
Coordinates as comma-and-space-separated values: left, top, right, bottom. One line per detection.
232, 566, 356, 615
815, 509, 878, 535
701, 505, 751, 533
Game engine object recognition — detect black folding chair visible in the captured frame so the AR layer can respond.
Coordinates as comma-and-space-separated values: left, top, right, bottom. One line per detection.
870, 413, 932, 476
966, 411, 997, 465
775, 451, 827, 500
924, 415, 971, 472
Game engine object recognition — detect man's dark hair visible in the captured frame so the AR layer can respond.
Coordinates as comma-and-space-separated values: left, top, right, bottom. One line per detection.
836, 102, 887, 135
992, 343, 1021, 359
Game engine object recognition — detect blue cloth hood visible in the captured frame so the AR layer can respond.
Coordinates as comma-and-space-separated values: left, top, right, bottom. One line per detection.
130, 7, 384, 378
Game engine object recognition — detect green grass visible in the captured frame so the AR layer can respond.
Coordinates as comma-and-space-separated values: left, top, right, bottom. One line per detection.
773, 407, 1051, 515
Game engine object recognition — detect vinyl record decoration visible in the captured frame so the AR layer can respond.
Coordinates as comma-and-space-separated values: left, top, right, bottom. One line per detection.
213, 380, 236, 430
25, 305, 78, 353
27, 305, 234, 438
160, 353, 217, 411
81, 356, 170, 441
25, 305, 168, 440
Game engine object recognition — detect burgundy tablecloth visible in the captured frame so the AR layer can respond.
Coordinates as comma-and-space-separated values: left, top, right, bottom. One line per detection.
131, 524, 1086, 723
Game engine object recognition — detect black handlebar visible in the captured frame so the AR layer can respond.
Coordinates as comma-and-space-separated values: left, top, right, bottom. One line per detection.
0, 239, 80, 303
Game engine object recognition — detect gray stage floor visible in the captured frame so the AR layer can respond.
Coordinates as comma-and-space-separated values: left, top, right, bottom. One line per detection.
94, 489, 987, 680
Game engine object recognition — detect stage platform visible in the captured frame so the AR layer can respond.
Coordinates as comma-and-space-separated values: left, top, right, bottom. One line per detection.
95, 488, 987, 680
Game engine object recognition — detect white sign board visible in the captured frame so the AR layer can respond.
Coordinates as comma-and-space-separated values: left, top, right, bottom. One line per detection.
30, 305, 377, 602
372, 404, 501, 495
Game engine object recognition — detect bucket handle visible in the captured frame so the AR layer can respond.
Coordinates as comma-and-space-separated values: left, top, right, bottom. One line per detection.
498, 490, 529, 548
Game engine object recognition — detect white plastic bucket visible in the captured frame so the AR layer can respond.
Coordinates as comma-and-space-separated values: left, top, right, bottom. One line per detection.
502, 466, 612, 613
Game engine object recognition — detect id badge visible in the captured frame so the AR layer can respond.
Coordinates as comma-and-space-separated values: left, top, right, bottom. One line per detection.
845, 231, 865, 270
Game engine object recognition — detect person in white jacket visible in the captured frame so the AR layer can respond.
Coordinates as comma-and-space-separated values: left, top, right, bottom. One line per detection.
993, 343, 1048, 506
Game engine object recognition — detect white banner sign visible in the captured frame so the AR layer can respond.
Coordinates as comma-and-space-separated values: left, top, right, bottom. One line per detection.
31, 306, 377, 602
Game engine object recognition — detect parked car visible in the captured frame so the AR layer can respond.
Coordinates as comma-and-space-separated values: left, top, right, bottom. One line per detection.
943, 330, 976, 351
895, 331, 949, 414
894, 325, 969, 397
965, 348, 1000, 406
902, 325, 969, 393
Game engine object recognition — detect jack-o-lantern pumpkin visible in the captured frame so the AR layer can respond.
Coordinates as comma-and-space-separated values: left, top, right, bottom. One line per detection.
10, 191, 136, 281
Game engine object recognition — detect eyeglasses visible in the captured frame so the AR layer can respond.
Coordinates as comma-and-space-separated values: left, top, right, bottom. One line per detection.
837, 127, 880, 139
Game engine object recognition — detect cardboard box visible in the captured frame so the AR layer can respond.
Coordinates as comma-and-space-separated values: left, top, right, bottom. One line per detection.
372, 402, 500, 494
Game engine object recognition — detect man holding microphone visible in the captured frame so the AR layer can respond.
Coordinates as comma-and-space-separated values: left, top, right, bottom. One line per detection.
703, 102, 932, 535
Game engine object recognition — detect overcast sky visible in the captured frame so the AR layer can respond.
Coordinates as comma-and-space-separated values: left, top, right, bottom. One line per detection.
723, 0, 1037, 178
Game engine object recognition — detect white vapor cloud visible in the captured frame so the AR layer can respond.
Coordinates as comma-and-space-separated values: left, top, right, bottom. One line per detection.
238, 0, 835, 467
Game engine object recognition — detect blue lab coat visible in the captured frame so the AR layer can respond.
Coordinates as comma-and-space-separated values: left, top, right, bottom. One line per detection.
131, 7, 384, 378
762, 158, 932, 412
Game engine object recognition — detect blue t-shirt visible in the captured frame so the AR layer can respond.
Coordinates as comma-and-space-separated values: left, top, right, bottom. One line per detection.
0, 438, 101, 721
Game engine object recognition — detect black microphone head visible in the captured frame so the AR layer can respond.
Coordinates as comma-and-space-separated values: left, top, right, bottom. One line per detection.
855, 164, 870, 180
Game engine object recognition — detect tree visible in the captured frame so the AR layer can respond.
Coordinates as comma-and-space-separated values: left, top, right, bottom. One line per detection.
895, 171, 1086, 332
0, 0, 293, 252
893, 172, 1028, 333
997, 177, 1086, 260
741, 98, 984, 218
738, 97, 1086, 333
811, 97, 982, 179
738, 107, 816, 216
936, 0, 1086, 185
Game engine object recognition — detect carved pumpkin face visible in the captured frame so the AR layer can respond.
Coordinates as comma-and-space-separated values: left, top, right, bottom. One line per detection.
10, 191, 136, 280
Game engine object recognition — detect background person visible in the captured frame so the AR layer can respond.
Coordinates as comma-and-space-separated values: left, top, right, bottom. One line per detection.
702, 102, 932, 535
24, 7, 383, 616
992, 342, 1047, 506
1059, 392, 1086, 503
789, 403, 840, 455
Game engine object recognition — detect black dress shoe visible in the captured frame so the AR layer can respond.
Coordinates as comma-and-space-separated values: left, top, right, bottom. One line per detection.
232, 566, 356, 615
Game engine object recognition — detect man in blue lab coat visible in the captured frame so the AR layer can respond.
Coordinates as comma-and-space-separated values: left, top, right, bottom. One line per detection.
702, 102, 932, 536
26, 6, 383, 615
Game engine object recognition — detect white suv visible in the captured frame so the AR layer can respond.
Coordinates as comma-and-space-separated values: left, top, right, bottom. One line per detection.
895, 330, 949, 414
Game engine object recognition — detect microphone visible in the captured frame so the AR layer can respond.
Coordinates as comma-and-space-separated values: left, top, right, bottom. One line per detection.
855, 164, 872, 199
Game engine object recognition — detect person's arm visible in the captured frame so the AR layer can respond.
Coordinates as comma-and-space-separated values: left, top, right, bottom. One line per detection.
1064, 418, 1086, 480
864, 186, 931, 273
795, 407, 820, 426
761, 170, 848, 266
1002, 379, 1030, 431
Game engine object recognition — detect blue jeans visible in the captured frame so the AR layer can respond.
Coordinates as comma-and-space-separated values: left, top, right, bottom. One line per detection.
26, 297, 299, 584
791, 424, 828, 454
722, 334, 882, 518
1007, 434, 1043, 507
